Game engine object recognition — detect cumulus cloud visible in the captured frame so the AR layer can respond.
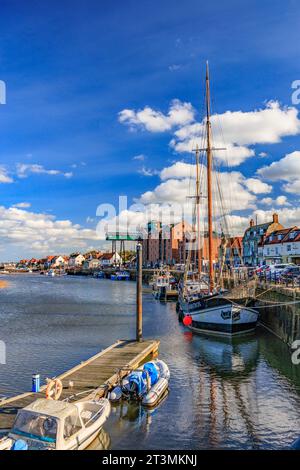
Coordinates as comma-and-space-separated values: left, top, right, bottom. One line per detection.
172, 101, 300, 166
12, 202, 31, 209
120, 99, 300, 167
0, 205, 99, 256
138, 166, 159, 177
118, 99, 195, 133
16, 163, 73, 179
257, 151, 300, 180
0, 167, 13, 183
253, 208, 300, 228
257, 151, 300, 194
260, 195, 290, 206
139, 162, 257, 214
244, 178, 272, 194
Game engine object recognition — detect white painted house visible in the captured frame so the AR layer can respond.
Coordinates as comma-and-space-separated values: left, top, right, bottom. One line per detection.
99, 252, 122, 267
83, 258, 101, 270
51, 256, 67, 268
262, 227, 300, 264
68, 254, 85, 268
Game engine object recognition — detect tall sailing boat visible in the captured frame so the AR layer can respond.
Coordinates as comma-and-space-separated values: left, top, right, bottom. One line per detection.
179, 62, 258, 335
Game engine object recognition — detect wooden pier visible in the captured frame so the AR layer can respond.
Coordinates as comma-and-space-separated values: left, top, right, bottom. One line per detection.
0, 339, 159, 431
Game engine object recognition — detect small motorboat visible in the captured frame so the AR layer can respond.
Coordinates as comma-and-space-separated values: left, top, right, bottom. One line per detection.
1, 397, 111, 450
94, 271, 105, 279
110, 359, 170, 408
111, 271, 130, 281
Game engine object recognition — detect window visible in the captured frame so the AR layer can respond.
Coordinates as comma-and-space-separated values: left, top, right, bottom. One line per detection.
63, 411, 82, 440
287, 244, 292, 252
12, 411, 57, 443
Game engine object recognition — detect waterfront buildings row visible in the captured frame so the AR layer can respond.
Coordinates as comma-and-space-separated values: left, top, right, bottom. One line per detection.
4, 213, 300, 272
141, 213, 300, 268
15, 251, 123, 271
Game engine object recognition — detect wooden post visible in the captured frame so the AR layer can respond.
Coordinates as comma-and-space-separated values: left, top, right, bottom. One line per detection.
136, 243, 143, 342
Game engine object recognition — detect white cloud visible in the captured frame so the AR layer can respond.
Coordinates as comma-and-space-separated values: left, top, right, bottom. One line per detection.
257, 151, 300, 194
172, 101, 300, 166
120, 99, 300, 167
133, 154, 146, 161
138, 166, 159, 177
139, 161, 256, 213
283, 180, 300, 194
160, 161, 195, 180
118, 99, 195, 133
12, 202, 31, 209
257, 151, 300, 181
253, 208, 300, 228
0, 205, 99, 257
16, 163, 73, 179
244, 178, 272, 194
0, 167, 13, 184
168, 64, 181, 72
276, 195, 290, 206
260, 195, 290, 206
261, 197, 273, 205
259, 152, 268, 157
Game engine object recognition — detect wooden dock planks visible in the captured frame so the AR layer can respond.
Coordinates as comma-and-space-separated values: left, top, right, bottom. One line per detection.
0, 339, 159, 431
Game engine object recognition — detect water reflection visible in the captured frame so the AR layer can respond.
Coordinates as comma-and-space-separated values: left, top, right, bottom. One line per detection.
87, 428, 111, 450
1, 275, 300, 449
193, 333, 259, 380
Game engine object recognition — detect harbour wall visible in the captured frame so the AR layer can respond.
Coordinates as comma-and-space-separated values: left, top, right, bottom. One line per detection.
256, 287, 300, 347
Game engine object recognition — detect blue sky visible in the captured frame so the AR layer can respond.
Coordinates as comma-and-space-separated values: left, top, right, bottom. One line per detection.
1, 0, 300, 259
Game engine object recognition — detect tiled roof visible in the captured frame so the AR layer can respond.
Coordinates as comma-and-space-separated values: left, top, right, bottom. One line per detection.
100, 253, 114, 260
263, 227, 299, 245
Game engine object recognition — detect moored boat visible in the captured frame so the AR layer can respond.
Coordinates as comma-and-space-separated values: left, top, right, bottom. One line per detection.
1, 397, 111, 450
179, 63, 258, 335
111, 270, 130, 281
152, 270, 177, 301
109, 359, 170, 408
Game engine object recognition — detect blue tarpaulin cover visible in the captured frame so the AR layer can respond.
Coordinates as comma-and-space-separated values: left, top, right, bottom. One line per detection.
12, 439, 28, 450
128, 371, 147, 396
143, 362, 159, 386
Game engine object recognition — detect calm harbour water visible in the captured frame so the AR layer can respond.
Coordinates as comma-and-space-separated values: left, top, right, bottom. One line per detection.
0, 274, 300, 450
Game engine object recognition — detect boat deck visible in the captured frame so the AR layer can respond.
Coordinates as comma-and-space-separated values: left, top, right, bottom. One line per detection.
0, 339, 159, 430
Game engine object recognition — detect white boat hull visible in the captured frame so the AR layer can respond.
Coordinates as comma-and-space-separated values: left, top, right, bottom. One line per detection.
142, 378, 168, 407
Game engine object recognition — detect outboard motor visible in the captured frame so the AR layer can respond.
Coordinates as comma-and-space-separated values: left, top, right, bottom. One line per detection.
127, 371, 147, 400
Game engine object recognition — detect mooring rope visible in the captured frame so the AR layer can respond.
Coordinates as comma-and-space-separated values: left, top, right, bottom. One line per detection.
184, 297, 300, 316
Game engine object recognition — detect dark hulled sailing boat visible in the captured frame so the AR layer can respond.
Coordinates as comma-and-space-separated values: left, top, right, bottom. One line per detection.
179, 63, 258, 335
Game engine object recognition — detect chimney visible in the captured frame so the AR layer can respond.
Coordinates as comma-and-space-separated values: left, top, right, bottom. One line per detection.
250, 219, 255, 227
273, 213, 279, 224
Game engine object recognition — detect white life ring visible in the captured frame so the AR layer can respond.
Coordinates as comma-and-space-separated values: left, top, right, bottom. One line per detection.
45, 378, 63, 400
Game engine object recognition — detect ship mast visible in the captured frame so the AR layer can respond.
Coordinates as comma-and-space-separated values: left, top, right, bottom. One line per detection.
205, 61, 214, 293
195, 145, 202, 276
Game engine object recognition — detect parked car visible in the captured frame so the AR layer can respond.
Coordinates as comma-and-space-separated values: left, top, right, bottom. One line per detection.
281, 265, 300, 281
268, 263, 295, 274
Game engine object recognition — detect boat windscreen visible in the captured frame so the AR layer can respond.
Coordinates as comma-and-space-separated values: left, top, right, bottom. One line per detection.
12, 410, 57, 443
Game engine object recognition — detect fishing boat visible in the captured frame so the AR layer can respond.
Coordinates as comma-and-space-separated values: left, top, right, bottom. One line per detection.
93, 271, 105, 279
111, 270, 130, 281
179, 63, 258, 336
152, 270, 177, 301
1, 397, 111, 450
